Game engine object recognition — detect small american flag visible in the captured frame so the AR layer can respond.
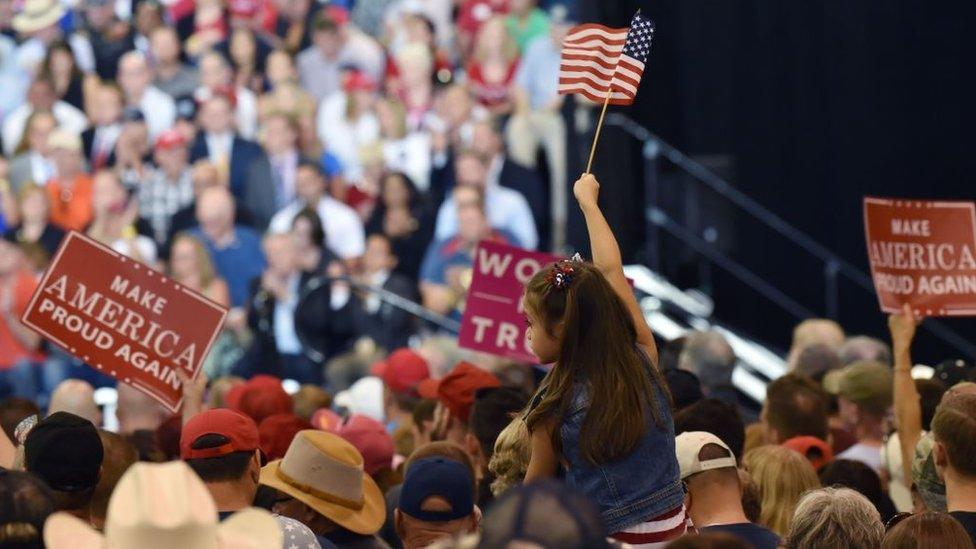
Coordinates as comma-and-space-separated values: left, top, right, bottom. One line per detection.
558, 12, 655, 106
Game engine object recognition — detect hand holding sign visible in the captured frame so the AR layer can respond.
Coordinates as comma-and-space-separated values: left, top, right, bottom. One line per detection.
21, 232, 227, 411
888, 303, 921, 354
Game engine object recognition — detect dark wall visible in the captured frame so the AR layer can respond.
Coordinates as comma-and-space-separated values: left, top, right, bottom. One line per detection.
578, 0, 976, 361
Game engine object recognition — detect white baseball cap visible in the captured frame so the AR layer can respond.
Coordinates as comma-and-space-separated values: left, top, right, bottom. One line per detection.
675, 431, 737, 480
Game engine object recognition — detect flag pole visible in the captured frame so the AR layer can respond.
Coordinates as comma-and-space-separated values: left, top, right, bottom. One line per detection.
585, 86, 614, 174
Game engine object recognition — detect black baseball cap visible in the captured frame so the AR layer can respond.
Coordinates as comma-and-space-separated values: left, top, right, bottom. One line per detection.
398, 457, 474, 522
24, 412, 103, 492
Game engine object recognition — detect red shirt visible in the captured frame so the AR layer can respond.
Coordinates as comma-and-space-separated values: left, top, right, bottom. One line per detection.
0, 270, 44, 370
467, 60, 519, 108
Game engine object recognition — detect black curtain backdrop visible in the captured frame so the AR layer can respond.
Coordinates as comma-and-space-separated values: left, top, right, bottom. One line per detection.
575, 0, 976, 361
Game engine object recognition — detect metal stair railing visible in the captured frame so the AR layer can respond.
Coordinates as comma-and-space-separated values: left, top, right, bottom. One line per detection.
602, 113, 976, 359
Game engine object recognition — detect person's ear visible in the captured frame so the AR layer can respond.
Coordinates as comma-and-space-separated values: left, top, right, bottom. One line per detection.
250, 450, 261, 483
394, 509, 405, 539
471, 505, 482, 530
464, 432, 484, 466
933, 440, 949, 479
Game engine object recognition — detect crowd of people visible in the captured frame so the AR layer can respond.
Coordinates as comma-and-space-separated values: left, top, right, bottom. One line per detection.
0, 0, 582, 403
2, 1, 976, 548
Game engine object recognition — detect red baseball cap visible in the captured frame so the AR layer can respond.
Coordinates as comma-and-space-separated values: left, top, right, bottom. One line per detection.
417, 362, 501, 422
342, 70, 378, 93
258, 413, 312, 461
155, 128, 187, 151
310, 408, 343, 432
180, 409, 259, 460
371, 349, 430, 396
337, 415, 394, 475
324, 4, 349, 26
782, 436, 834, 471
234, 375, 294, 425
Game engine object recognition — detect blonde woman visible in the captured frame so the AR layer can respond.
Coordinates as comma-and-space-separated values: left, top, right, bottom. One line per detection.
315, 70, 381, 181
376, 97, 431, 190
258, 50, 318, 155
466, 16, 520, 115
168, 233, 244, 377
743, 445, 821, 536
489, 418, 531, 497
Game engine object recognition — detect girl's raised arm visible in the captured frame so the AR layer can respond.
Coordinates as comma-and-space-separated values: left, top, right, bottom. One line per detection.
574, 173, 658, 365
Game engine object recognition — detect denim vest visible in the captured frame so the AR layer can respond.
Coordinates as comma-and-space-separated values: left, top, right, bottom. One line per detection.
560, 380, 684, 534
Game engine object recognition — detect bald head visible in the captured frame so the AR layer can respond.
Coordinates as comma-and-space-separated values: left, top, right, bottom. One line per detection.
196, 187, 235, 242
115, 383, 170, 435
48, 380, 100, 426
788, 319, 845, 368
118, 52, 152, 100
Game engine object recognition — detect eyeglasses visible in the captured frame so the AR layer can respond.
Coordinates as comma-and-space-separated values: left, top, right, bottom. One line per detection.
885, 512, 913, 531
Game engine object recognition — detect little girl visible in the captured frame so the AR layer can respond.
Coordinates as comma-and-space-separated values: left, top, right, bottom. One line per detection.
523, 173, 686, 546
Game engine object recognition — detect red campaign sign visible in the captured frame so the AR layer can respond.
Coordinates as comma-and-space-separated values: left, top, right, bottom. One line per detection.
21, 232, 227, 411
459, 240, 562, 363
864, 197, 976, 316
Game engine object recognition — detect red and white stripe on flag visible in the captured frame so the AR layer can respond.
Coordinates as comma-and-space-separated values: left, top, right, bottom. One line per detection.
558, 24, 646, 106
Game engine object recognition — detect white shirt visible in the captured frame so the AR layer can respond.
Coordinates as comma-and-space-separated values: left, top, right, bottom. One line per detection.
273, 273, 303, 355
92, 124, 122, 160
364, 269, 391, 314
434, 185, 539, 249
316, 92, 380, 181
205, 132, 234, 164
110, 235, 158, 268
15, 34, 95, 76
2, 102, 89, 156
195, 85, 258, 139
235, 86, 258, 139
136, 85, 176, 141
382, 132, 431, 191
28, 152, 55, 186
837, 442, 883, 472
269, 196, 367, 259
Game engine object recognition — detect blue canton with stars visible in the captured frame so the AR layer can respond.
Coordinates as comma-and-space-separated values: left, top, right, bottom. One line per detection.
622, 13, 655, 63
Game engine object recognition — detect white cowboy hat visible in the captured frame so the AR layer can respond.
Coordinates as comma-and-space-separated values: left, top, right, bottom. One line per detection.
12, 0, 66, 34
44, 461, 282, 549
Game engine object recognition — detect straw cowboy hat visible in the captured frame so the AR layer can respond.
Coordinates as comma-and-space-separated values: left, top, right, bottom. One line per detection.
12, 0, 66, 34
260, 430, 385, 535
44, 461, 282, 549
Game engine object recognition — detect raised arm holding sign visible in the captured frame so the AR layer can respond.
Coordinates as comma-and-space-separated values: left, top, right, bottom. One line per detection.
20, 232, 227, 412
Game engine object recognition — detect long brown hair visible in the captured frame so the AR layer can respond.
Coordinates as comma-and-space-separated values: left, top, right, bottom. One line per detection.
523, 260, 669, 466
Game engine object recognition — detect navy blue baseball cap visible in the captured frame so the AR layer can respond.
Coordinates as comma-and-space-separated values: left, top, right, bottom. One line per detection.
398, 457, 474, 522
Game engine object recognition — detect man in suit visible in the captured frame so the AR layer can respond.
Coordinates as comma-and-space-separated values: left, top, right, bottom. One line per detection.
350, 234, 418, 352
469, 120, 547, 247
238, 233, 353, 385
81, 83, 125, 171
428, 119, 547, 249
189, 91, 275, 230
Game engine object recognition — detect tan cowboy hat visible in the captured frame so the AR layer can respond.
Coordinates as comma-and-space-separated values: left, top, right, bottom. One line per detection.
12, 0, 66, 34
44, 461, 282, 549
260, 430, 385, 535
